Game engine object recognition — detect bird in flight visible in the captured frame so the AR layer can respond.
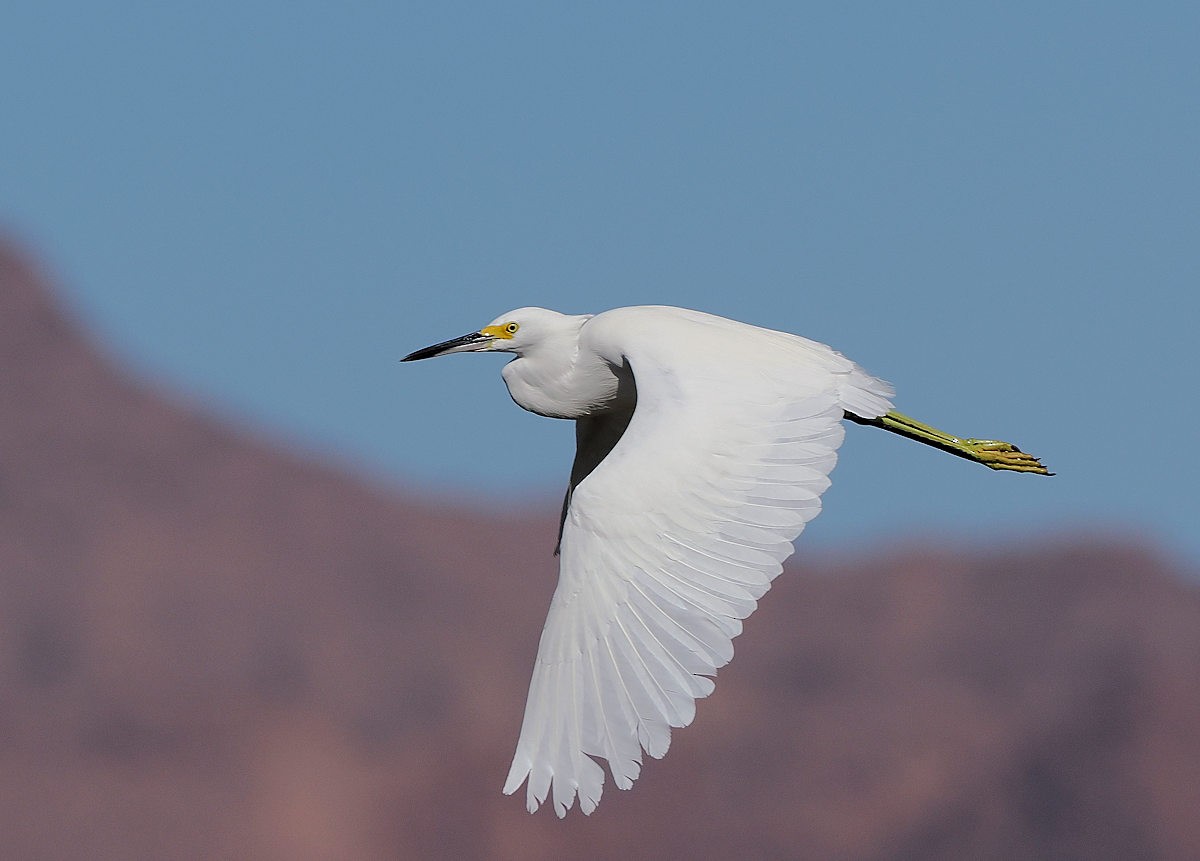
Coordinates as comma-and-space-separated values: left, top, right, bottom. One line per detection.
402, 305, 1050, 817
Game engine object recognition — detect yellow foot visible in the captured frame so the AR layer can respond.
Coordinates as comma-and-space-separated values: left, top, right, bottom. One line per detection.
959, 439, 1053, 475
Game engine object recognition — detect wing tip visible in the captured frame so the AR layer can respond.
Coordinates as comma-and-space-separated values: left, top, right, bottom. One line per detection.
502, 758, 531, 798
504, 759, 612, 817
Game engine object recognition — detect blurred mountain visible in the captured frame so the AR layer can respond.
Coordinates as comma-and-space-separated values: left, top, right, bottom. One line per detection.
2, 239, 1199, 860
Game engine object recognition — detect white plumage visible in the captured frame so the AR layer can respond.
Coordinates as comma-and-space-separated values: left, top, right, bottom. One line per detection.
401, 304, 1047, 817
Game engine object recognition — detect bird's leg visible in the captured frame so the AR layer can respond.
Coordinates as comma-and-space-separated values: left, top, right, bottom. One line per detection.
846, 410, 1053, 475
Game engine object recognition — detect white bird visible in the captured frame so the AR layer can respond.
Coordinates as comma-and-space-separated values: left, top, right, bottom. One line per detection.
402, 306, 1049, 817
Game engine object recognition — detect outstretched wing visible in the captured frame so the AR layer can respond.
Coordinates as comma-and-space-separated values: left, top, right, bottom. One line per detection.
502, 307, 893, 816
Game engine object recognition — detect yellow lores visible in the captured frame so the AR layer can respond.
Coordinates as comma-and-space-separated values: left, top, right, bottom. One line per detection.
402, 305, 1050, 818
481, 321, 520, 340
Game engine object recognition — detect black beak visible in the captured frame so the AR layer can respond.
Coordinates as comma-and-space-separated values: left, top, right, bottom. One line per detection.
401, 331, 489, 362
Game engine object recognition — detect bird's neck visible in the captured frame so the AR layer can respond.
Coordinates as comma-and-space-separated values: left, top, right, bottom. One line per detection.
501, 325, 621, 420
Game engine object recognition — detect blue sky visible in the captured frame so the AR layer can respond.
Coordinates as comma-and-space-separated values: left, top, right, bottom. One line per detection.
4, 3, 1198, 565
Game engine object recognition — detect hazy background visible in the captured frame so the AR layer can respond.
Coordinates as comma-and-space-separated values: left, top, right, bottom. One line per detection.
5, 6, 1200, 859
3, 2, 1198, 564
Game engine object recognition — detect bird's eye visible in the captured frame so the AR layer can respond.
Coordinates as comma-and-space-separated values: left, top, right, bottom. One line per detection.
505, 322, 519, 335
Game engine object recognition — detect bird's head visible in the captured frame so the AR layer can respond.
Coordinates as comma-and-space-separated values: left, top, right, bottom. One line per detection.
401, 307, 579, 361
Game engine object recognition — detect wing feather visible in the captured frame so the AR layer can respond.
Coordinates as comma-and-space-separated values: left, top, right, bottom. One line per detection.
502, 307, 893, 816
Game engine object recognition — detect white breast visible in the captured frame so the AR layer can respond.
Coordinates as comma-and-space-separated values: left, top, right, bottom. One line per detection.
501, 346, 631, 420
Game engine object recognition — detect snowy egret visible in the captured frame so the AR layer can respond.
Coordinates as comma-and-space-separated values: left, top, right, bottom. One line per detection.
402, 305, 1049, 817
